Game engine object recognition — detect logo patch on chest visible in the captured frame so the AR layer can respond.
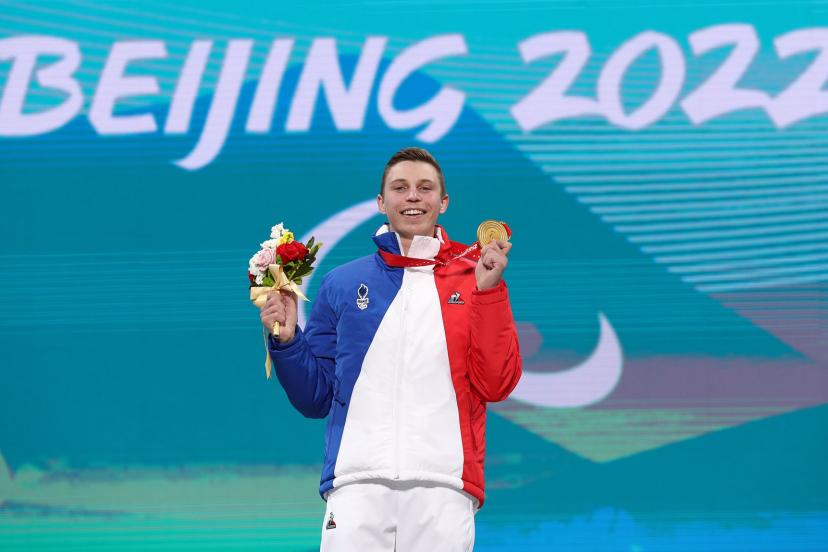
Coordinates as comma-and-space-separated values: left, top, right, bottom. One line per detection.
447, 291, 465, 305
356, 283, 370, 310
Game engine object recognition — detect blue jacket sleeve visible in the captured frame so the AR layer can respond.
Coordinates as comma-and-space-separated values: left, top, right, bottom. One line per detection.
266, 275, 337, 418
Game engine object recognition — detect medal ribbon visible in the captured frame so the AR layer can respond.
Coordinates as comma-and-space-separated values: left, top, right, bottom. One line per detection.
378, 242, 482, 268
378, 222, 511, 269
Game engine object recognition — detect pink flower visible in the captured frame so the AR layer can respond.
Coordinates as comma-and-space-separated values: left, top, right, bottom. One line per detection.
251, 248, 275, 273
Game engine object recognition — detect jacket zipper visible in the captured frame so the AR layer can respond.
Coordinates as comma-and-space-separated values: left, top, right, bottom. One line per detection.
393, 272, 408, 480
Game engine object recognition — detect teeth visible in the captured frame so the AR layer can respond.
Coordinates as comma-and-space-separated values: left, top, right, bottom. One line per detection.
402, 209, 424, 215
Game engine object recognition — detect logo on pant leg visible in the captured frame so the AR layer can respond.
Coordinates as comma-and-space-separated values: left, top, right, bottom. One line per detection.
326, 512, 337, 530
447, 291, 465, 305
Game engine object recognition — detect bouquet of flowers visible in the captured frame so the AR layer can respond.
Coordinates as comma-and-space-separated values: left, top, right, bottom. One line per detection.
249, 222, 321, 378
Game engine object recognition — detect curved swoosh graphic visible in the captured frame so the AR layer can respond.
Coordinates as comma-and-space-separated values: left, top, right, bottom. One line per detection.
510, 313, 624, 408
298, 199, 380, 326
300, 202, 625, 408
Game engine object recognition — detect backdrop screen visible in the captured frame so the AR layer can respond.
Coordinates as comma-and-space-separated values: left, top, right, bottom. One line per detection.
2, 1, 827, 550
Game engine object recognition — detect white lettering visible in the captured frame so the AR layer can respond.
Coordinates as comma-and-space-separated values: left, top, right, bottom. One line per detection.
246, 38, 294, 133
89, 40, 167, 134
681, 24, 771, 125
378, 34, 467, 142
768, 28, 828, 128
510, 31, 601, 132
165, 40, 212, 134
598, 31, 685, 130
174, 39, 253, 170
286, 37, 386, 132
0, 36, 82, 136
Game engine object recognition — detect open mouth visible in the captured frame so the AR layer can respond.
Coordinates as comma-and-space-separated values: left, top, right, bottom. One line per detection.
401, 209, 426, 218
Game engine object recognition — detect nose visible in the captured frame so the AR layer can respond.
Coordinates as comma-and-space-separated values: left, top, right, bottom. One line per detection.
406, 187, 421, 201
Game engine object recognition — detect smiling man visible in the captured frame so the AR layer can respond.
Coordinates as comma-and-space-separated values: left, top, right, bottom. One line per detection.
260, 147, 522, 551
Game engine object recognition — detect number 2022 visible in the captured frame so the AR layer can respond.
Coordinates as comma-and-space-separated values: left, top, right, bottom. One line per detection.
510, 24, 828, 131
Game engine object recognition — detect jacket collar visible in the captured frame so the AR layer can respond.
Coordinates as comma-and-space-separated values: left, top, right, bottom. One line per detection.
372, 223, 451, 261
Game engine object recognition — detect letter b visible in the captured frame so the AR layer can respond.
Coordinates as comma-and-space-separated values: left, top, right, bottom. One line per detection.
0, 36, 83, 136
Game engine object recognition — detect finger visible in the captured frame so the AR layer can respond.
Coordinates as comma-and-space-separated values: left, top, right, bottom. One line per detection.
482, 241, 500, 253
281, 290, 297, 305
487, 249, 504, 264
481, 249, 497, 270
263, 311, 286, 325
282, 296, 297, 322
284, 299, 298, 327
264, 296, 285, 310
489, 248, 508, 268
262, 303, 285, 318
261, 312, 285, 327
487, 240, 509, 257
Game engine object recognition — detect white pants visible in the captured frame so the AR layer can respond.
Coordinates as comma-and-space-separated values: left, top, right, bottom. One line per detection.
319, 480, 477, 552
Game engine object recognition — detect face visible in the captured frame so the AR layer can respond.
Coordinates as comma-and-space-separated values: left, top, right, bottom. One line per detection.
377, 160, 449, 241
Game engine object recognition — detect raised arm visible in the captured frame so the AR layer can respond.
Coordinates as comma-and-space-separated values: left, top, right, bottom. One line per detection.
468, 280, 522, 402
265, 276, 337, 418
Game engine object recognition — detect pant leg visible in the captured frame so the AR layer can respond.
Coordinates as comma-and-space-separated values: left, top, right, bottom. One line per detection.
395, 482, 476, 552
319, 482, 396, 552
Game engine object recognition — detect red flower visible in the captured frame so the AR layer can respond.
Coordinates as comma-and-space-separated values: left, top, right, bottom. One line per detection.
277, 240, 309, 263
248, 272, 256, 285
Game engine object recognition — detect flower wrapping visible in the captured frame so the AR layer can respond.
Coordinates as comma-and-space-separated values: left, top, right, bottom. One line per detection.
249, 222, 321, 379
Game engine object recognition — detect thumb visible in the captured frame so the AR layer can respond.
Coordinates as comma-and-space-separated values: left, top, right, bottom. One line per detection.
283, 292, 298, 325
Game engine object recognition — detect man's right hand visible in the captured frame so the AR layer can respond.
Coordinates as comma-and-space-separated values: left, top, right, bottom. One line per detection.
260, 290, 298, 343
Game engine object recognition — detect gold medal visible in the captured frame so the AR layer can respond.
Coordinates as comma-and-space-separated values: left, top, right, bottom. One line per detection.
477, 220, 510, 246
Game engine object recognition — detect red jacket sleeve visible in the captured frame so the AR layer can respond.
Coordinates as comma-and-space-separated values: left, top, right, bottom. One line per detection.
468, 279, 522, 402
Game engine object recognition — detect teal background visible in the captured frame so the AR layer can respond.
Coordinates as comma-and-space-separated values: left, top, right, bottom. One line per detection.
1, 1, 827, 550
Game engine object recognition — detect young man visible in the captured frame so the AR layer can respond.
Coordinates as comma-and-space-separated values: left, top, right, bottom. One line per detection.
260, 147, 522, 551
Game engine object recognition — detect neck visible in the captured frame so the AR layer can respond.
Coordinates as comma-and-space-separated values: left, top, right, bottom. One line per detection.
399, 235, 413, 256
389, 224, 436, 256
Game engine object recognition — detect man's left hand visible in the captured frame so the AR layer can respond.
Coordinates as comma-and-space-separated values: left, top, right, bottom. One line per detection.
475, 239, 511, 291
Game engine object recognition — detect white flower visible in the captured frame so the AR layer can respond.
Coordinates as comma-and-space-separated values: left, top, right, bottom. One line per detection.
248, 260, 262, 277
260, 239, 279, 250
270, 222, 286, 239
255, 273, 264, 285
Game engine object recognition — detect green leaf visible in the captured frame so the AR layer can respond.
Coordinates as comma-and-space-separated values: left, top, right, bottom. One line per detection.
294, 265, 312, 278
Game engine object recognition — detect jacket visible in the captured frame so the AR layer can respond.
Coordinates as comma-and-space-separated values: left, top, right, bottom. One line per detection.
267, 224, 522, 506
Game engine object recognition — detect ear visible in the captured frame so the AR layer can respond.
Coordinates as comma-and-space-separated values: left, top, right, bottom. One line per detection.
377, 194, 387, 215
439, 194, 449, 214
